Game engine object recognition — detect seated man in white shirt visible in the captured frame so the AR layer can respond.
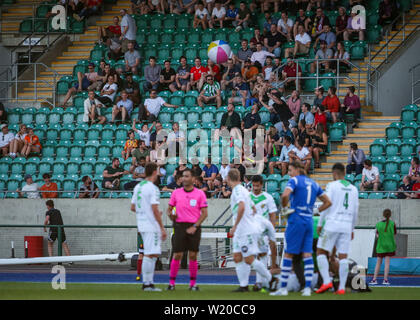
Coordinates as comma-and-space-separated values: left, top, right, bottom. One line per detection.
250, 42, 275, 68
288, 138, 312, 174
360, 159, 381, 191
18, 174, 41, 199
209, 1, 226, 28
83, 90, 106, 124
268, 135, 296, 176
0, 124, 15, 157
138, 89, 176, 122
285, 24, 311, 58
112, 90, 133, 123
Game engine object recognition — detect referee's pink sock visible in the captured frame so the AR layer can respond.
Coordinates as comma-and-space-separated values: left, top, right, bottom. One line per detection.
189, 260, 198, 287
169, 259, 180, 286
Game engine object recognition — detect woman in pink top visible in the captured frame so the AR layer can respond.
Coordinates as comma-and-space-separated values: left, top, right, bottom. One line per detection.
287, 90, 301, 122
166, 168, 208, 291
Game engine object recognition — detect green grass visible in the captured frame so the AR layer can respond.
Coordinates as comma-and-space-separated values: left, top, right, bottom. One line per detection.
1, 282, 420, 300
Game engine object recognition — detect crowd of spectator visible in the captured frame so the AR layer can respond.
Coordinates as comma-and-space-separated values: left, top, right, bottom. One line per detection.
1, 0, 413, 199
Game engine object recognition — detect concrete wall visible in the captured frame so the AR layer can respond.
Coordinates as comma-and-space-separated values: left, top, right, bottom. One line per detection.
373, 34, 420, 116
1, 199, 419, 260
0, 44, 11, 101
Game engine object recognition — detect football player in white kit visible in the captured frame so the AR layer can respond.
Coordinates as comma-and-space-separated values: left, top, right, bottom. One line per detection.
227, 169, 278, 292
315, 163, 359, 295
131, 162, 167, 291
249, 175, 280, 291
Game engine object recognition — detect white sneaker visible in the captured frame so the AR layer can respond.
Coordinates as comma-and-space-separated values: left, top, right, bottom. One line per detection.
269, 288, 288, 296
301, 287, 311, 297
143, 284, 162, 292
235, 26, 242, 32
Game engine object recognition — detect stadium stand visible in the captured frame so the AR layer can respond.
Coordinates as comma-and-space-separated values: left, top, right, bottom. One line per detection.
0, 0, 419, 201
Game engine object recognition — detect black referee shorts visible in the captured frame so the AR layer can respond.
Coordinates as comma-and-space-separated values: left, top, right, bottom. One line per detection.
172, 222, 202, 253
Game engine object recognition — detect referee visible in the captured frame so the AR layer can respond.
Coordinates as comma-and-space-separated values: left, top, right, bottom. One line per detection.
167, 168, 208, 291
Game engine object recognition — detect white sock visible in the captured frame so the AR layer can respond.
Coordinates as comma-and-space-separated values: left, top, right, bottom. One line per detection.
339, 259, 349, 291
142, 256, 156, 285
251, 258, 271, 282
317, 254, 331, 285
235, 261, 251, 287
256, 255, 269, 284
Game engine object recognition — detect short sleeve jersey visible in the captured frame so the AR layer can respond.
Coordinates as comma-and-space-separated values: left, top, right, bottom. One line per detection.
286, 175, 324, 220
169, 187, 208, 223
250, 191, 278, 220
230, 184, 261, 236
322, 180, 359, 234
132, 180, 161, 232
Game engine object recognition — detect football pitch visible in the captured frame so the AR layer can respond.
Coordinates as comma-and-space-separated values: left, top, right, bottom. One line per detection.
1, 282, 420, 300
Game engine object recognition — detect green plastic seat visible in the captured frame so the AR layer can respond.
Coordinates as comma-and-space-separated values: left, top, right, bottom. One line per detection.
350, 41, 366, 60
385, 123, 401, 139
371, 156, 386, 173
384, 157, 401, 174
385, 142, 400, 157
87, 128, 100, 141
80, 162, 94, 175
368, 192, 384, 199
401, 123, 418, 140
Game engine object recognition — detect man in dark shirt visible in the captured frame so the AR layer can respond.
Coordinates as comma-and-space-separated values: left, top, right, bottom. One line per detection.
79, 176, 100, 198
120, 73, 140, 105
163, 174, 183, 192
159, 60, 176, 92
44, 200, 71, 257
102, 158, 130, 190
242, 103, 261, 139
220, 103, 242, 133
264, 24, 283, 58
235, 39, 253, 67
233, 1, 251, 31
201, 157, 219, 190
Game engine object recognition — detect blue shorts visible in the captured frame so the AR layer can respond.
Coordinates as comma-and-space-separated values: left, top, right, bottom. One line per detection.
74, 77, 91, 90
284, 218, 313, 255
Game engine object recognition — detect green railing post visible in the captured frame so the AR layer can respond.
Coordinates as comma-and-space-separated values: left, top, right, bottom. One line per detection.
57, 226, 62, 256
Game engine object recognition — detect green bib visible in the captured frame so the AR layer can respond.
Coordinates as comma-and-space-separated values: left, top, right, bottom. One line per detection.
375, 220, 396, 254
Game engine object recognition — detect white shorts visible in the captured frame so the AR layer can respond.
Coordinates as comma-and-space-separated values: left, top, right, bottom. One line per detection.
233, 233, 259, 258
140, 231, 161, 255
258, 235, 270, 254
317, 230, 351, 255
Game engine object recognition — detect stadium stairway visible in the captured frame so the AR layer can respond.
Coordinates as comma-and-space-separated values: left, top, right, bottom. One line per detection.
337, 3, 420, 100
312, 3, 420, 188
0, 0, 45, 33
19, 0, 132, 105
312, 115, 400, 189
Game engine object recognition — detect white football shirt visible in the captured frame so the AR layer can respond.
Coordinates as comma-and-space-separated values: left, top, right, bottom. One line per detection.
319, 180, 359, 234
250, 191, 277, 220
131, 180, 161, 232
231, 184, 261, 236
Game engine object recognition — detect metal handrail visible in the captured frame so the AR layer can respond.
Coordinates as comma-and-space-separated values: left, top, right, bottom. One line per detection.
272, 57, 363, 100
370, 9, 420, 64
366, 8, 420, 108
0, 63, 58, 108
409, 62, 420, 104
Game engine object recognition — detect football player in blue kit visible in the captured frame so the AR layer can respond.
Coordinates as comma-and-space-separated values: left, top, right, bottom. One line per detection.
271, 161, 331, 297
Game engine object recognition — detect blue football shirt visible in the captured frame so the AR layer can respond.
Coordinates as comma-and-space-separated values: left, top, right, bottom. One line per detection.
285, 175, 324, 221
